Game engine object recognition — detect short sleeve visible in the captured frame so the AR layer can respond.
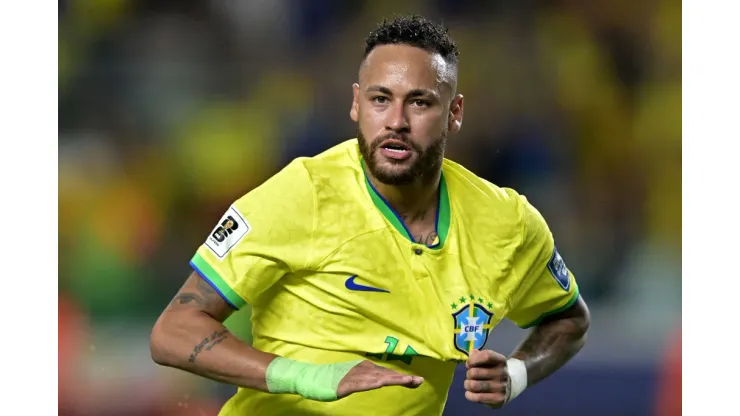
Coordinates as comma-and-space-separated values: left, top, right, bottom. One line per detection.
189, 160, 316, 309
506, 196, 580, 328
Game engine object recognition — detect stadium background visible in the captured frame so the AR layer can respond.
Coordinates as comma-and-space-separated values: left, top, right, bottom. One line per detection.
58, 0, 681, 415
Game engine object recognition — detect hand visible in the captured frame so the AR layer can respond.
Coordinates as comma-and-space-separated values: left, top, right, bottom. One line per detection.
336, 360, 424, 399
464, 349, 510, 409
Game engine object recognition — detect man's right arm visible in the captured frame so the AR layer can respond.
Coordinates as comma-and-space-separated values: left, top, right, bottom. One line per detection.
150, 271, 277, 391
150, 271, 425, 399
151, 161, 424, 399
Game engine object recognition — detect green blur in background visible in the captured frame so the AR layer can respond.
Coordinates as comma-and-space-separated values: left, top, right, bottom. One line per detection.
58, 0, 680, 414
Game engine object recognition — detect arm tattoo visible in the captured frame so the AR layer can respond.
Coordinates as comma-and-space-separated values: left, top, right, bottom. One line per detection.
196, 277, 219, 297
510, 308, 588, 385
171, 293, 205, 307
170, 275, 224, 311
188, 329, 230, 363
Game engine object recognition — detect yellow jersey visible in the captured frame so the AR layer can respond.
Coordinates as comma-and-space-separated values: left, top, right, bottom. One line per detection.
190, 139, 580, 415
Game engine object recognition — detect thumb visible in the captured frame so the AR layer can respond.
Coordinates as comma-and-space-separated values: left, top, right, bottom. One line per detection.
465, 349, 482, 369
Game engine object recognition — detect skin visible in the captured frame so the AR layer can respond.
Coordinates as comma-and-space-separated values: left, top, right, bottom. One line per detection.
352, 44, 464, 244
352, 44, 590, 409
464, 298, 590, 408
151, 41, 590, 409
150, 271, 423, 399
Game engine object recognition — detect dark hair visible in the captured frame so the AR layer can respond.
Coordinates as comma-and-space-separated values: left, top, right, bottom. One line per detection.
363, 15, 459, 65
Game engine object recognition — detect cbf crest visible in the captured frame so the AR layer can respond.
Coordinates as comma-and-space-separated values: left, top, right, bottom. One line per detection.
451, 295, 495, 355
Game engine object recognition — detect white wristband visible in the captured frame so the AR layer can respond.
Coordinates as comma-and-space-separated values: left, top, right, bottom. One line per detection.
505, 358, 527, 403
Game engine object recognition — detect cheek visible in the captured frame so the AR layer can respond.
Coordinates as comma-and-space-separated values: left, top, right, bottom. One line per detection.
359, 107, 385, 130
413, 112, 447, 134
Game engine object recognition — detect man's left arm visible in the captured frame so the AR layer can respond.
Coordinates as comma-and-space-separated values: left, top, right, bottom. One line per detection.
464, 196, 590, 408
464, 298, 589, 409
510, 295, 589, 387
505, 196, 591, 393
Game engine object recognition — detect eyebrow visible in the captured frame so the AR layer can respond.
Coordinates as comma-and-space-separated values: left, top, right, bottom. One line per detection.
365, 85, 436, 98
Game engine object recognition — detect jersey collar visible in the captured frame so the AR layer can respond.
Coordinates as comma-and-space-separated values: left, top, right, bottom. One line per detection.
361, 159, 451, 249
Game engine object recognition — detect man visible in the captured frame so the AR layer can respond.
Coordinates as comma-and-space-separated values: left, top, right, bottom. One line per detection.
150, 15, 590, 416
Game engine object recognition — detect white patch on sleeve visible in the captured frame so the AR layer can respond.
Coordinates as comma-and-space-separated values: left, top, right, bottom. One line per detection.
205, 206, 251, 259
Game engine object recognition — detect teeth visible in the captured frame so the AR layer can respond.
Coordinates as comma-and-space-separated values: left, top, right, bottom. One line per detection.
385, 148, 407, 153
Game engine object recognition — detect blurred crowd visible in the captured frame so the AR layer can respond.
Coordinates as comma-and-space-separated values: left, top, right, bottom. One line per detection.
58, 0, 680, 414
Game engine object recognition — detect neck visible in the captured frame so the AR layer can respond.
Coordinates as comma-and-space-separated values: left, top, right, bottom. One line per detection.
365, 168, 442, 218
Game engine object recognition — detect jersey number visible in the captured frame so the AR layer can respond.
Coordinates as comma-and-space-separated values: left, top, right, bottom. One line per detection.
367, 336, 418, 365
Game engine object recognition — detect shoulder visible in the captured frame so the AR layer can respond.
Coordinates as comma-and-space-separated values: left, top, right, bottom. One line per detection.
442, 158, 527, 225
232, 138, 370, 243
301, 138, 362, 176
232, 139, 360, 205
231, 158, 315, 215
296, 139, 369, 206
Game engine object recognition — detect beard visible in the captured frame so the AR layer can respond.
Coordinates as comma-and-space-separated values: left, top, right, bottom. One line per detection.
358, 128, 447, 186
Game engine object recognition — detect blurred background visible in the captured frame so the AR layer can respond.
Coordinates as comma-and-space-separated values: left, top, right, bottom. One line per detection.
58, 0, 681, 414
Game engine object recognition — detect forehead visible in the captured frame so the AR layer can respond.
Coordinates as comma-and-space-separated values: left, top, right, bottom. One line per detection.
360, 44, 450, 91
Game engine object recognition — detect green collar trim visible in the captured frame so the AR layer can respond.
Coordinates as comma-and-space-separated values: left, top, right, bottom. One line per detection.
362, 160, 450, 249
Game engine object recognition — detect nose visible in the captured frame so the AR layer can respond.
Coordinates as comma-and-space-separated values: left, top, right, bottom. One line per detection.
385, 101, 410, 133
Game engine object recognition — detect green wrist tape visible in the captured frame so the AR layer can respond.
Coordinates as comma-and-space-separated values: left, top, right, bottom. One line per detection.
265, 357, 363, 402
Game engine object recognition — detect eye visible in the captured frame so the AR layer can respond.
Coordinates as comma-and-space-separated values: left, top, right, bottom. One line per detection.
372, 96, 389, 104
411, 99, 430, 107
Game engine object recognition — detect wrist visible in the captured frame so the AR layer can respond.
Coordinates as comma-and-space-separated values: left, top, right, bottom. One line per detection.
265, 357, 361, 402
505, 358, 527, 403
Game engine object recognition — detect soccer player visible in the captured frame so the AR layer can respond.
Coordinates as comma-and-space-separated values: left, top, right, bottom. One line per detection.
150, 15, 590, 416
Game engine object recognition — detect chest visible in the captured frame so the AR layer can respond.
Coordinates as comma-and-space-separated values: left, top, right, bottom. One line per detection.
286, 229, 519, 361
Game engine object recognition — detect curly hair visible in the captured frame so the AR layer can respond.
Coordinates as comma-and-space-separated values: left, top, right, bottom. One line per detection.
363, 14, 459, 65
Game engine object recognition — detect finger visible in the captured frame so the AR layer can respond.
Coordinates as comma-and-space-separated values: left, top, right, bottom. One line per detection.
475, 349, 507, 367
465, 350, 475, 369
467, 349, 506, 368
464, 390, 506, 406
384, 376, 425, 389
466, 366, 507, 381
408, 376, 425, 387
376, 371, 425, 388
344, 376, 408, 395
465, 349, 483, 369
464, 379, 507, 394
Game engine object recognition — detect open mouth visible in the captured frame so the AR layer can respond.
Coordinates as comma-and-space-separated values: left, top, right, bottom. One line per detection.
378, 139, 413, 160
380, 139, 411, 151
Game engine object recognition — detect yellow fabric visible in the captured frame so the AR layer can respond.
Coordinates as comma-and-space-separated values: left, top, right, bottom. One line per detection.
190, 139, 579, 415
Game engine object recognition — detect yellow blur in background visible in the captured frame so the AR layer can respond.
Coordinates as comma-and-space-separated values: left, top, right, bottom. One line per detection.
59, 1, 680, 415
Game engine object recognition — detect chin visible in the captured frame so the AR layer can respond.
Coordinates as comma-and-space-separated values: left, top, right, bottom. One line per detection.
371, 163, 417, 186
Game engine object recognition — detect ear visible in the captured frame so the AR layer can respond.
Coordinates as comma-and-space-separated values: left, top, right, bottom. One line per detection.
350, 83, 360, 122
448, 94, 464, 133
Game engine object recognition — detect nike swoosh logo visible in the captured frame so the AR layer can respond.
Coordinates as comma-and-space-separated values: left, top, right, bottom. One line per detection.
345, 275, 390, 293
